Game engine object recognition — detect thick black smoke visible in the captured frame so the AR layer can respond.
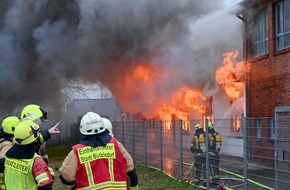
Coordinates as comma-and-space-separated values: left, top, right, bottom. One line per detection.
0, 0, 242, 114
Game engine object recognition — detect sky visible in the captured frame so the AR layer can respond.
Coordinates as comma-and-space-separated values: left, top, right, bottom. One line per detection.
0, 0, 243, 115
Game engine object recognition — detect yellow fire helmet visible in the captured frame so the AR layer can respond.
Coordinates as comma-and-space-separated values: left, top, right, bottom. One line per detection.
208, 122, 214, 129
1, 116, 20, 135
195, 124, 203, 130
14, 120, 40, 145
20, 104, 48, 123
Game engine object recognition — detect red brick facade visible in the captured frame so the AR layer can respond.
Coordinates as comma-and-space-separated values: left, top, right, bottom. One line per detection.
242, 0, 290, 165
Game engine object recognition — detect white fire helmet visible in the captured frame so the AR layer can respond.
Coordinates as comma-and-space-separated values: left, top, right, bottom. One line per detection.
80, 112, 105, 135
102, 118, 114, 137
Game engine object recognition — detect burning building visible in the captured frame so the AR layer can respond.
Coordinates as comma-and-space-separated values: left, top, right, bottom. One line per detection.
64, 50, 249, 157
0, 1, 247, 157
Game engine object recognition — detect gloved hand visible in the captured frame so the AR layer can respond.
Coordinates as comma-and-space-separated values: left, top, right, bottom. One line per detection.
127, 168, 138, 188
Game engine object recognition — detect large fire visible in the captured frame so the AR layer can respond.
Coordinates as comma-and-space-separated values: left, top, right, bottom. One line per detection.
123, 62, 207, 130
130, 65, 206, 116
215, 51, 250, 100
156, 87, 207, 130
120, 51, 249, 130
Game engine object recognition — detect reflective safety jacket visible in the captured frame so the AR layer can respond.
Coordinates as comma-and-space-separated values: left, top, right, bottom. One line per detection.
72, 138, 127, 189
209, 131, 222, 153
4, 153, 53, 190
190, 133, 206, 156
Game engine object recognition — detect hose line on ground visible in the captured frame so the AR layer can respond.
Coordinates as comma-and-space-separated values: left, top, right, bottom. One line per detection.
183, 160, 274, 190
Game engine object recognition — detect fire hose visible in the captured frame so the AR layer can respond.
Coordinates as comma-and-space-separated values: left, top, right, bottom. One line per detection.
182, 160, 274, 190
143, 162, 231, 190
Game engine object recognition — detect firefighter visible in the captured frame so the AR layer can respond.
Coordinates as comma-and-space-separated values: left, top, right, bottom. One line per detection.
190, 123, 206, 186
0, 116, 20, 158
102, 117, 139, 189
208, 122, 222, 186
20, 104, 60, 164
59, 112, 139, 190
4, 120, 55, 189
0, 116, 20, 190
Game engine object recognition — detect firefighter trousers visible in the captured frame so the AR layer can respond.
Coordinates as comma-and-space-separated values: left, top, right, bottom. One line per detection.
209, 153, 220, 185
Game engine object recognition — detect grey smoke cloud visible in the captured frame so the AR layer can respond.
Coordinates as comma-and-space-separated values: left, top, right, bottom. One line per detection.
0, 0, 242, 115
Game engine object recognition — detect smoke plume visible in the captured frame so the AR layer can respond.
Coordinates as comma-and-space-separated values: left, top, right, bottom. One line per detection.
0, 0, 242, 115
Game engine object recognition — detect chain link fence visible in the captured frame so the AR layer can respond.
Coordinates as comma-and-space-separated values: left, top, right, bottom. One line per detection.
45, 113, 290, 190
109, 117, 290, 190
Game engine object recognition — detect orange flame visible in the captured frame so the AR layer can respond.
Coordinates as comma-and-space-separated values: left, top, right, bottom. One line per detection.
123, 62, 207, 122
215, 51, 250, 99
133, 65, 154, 84
156, 87, 207, 129
120, 61, 208, 130
120, 62, 167, 115
118, 51, 250, 129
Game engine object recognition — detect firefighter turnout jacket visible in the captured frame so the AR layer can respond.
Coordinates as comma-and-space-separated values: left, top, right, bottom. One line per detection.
59, 137, 136, 189
190, 133, 206, 155
4, 153, 55, 190
208, 130, 222, 154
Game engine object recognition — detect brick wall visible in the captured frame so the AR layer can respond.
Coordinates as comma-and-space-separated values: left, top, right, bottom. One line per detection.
244, 0, 290, 165
246, 0, 290, 118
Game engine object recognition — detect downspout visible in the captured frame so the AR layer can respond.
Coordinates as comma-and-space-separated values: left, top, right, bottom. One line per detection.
236, 9, 248, 119
236, 3, 249, 189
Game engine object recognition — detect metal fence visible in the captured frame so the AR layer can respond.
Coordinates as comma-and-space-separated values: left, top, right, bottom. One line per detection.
110, 117, 290, 190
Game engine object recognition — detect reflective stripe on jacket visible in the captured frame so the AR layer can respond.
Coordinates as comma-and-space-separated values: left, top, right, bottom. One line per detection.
73, 137, 127, 189
209, 132, 222, 153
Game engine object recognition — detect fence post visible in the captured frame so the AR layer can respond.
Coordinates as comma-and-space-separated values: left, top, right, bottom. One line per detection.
144, 120, 148, 167
243, 117, 248, 189
205, 119, 209, 189
179, 120, 183, 181
160, 120, 163, 173
132, 121, 135, 162
122, 119, 125, 146
274, 112, 278, 190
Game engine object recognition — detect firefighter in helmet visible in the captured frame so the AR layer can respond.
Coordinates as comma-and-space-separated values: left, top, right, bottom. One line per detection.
59, 112, 139, 189
102, 117, 139, 189
190, 123, 206, 186
0, 116, 20, 190
20, 104, 60, 163
4, 120, 55, 189
208, 122, 222, 186
0, 116, 20, 157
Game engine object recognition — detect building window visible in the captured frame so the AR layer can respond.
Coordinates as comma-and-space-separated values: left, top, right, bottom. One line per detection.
252, 9, 268, 56
231, 114, 241, 132
269, 117, 275, 141
163, 120, 172, 131
275, 0, 290, 50
255, 118, 262, 141
181, 114, 190, 134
